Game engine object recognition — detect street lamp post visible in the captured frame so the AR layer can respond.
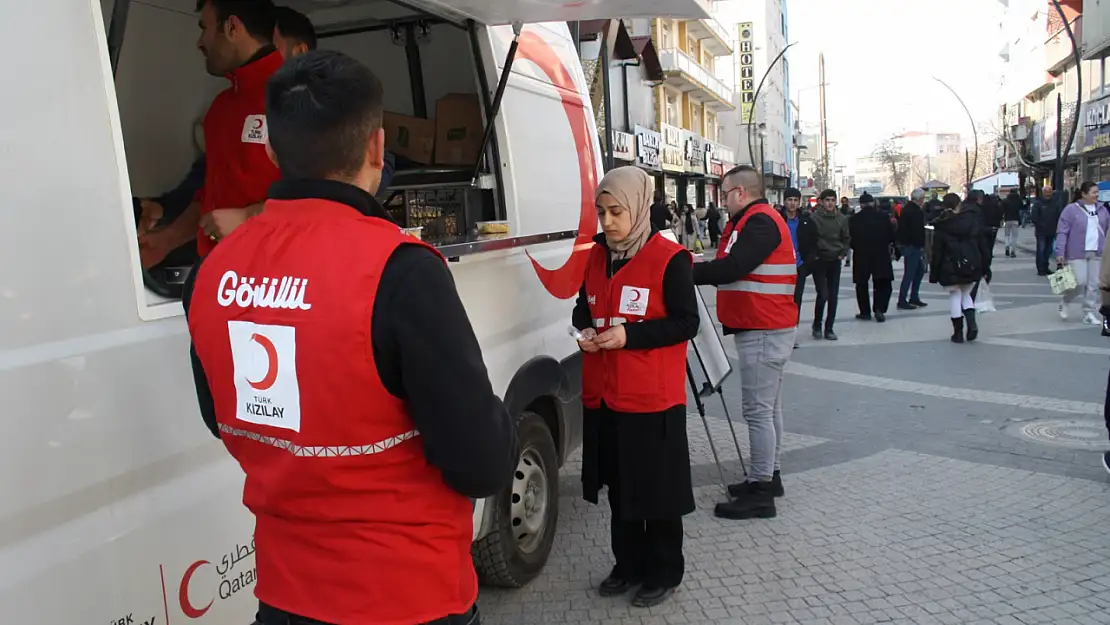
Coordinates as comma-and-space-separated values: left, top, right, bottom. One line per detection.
758, 123, 768, 182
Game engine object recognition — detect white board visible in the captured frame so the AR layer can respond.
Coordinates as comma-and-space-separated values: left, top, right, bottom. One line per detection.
659, 231, 733, 391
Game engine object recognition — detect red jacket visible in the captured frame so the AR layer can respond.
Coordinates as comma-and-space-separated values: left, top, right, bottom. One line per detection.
716, 204, 798, 330
581, 235, 690, 413
187, 196, 476, 624
196, 48, 283, 256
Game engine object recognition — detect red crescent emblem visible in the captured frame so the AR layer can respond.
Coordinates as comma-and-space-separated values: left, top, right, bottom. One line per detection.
247, 333, 279, 391
517, 31, 599, 300
178, 560, 213, 619
630, 289, 642, 302
252, 118, 263, 129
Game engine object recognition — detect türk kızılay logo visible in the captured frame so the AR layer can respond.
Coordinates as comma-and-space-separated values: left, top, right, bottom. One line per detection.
177, 539, 257, 619
228, 320, 302, 432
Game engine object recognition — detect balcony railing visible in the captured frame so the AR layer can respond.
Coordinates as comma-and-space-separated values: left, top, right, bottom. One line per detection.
659, 47, 735, 104
701, 16, 731, 49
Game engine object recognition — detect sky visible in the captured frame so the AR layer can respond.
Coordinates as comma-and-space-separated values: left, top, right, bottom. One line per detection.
786, 0, 1005, 172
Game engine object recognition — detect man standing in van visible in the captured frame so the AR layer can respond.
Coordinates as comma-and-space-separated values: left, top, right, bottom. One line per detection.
138, 0, 282, 266
692, 165, 797, 521
185, 50, 515, 625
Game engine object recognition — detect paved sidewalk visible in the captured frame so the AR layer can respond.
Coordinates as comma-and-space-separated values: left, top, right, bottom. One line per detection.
477, 237, 1110, 625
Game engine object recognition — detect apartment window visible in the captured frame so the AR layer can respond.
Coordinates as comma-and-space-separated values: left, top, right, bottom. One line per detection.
691, 105, 702, 135
661, 21, 674, 49
666, 92, 680, 126
687, 34, 698, 56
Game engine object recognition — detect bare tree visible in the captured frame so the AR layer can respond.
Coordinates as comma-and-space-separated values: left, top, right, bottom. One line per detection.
911, 155, 931, 187
810, 157, 832, 192
872, 137, 910, 195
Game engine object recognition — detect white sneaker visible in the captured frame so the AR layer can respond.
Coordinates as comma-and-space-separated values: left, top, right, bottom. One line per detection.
1059, 304, 1069, 321
1084, 313, 1101, 326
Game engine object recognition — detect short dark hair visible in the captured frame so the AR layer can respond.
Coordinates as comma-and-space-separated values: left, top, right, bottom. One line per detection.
784, 188, 801, 200
196, 0, 276, 41
723, 165, 763, 197
267, 50, 385, 180
943, 193, 962, 209
819, 189, 837, 200
274, 6, 317, 50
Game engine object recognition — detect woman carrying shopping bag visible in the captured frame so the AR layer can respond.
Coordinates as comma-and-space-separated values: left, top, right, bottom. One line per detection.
1055, 181, 1110, 325
572, 166, 699, 609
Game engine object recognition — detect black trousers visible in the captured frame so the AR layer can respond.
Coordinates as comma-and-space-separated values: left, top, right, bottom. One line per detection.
1104, 363, 1110, 441
608, 485, 684, 588
794, 264, 810, 324
255, 603, 479, 625
811, 259, 843, 330
856, 278, 893, 315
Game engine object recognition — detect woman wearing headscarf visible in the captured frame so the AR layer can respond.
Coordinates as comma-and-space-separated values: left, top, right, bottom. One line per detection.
1056, 181, 1110, 325
572, 166, 699, 609
930, 193, 991, 343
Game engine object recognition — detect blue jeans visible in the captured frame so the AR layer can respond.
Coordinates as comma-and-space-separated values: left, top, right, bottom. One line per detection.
1036, 234, 1056, 274
898, 245, 925, 304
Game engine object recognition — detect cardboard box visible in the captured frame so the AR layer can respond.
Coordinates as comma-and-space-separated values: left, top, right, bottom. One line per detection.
383, 111, 435, 164
434, 93, 484, 166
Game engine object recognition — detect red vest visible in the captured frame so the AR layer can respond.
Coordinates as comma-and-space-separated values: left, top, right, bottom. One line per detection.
188, 198, 475, 625
581, 235, 690, 413
716, 203, 798, 330
196, 49, 284, 256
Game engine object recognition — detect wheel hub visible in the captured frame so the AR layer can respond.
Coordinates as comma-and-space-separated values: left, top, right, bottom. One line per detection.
510, 447, 549, 554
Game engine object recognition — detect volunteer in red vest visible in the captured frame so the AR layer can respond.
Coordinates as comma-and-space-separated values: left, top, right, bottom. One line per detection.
184, 50, 517, 625
572, 166, 699, 609
692, 165, 798, 521
139, 0, 282, 268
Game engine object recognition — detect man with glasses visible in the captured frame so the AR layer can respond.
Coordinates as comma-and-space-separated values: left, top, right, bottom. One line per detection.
693, 166, 798, 521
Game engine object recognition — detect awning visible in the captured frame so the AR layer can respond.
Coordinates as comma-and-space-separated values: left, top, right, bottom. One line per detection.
578, 19, 637, 60
630, 36, 665, 82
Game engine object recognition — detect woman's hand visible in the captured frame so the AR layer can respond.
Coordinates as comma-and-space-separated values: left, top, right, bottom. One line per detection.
577, 328, 600, 353
593, 325, 627, 350
1056, 256, 1066, 267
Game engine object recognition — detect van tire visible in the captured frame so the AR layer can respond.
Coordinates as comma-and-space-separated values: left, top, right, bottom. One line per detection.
472, 410, 559, 588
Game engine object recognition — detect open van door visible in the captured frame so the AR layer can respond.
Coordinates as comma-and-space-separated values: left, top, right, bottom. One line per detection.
405, 0, 712, 25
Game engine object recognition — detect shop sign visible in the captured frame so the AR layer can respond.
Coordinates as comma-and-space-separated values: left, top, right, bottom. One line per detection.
738, 22, 755, 123
660, 123, 684, 173
1080, 94, 1110, 153
612, 130, 635, 161
634, 126, 661, 170
682, 131, 706, 174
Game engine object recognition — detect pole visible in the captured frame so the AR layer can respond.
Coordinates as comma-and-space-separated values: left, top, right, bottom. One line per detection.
759, 135, 766, 182
600, 26, 615, 171
1055, 93, 1063, 191
819, 53, 828, 167
747, 41, 798, 170
932, 77, 978, 188
687, 363, 728, 495
965, 147, 971, 193
1051, 0, 1082, 190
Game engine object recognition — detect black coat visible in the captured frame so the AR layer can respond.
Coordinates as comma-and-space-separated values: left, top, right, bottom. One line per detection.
706, 206, 722, 235
574, 233, 698, 520
849, 208, 897, 282
1032, 197, 1063, 236
930, 205, 992, 287
1003, 194, 1023, 221
896, 201, 926, 248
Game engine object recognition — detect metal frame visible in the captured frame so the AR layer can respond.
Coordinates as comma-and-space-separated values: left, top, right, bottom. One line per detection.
435, 230, 578, 258
106, 0, 132, 76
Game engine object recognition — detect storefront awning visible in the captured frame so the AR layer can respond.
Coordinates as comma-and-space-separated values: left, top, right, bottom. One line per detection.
629, 36, 665, 82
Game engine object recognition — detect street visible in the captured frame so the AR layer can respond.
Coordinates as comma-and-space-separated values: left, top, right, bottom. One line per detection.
478, 229, 1110, 625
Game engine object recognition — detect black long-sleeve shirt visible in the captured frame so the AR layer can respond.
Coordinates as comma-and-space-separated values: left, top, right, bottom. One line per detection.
691, 199, 782, 334
571, 233, 700, 349
182, 179, 517, 500
896, 201, 926, 248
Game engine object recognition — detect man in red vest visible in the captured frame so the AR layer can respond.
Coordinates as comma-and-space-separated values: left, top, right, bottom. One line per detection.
692, 165, 798, 521
184, 50, 516, 625
139, 0, 283, 267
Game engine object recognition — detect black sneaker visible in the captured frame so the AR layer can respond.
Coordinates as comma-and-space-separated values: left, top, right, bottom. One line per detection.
824, 329, 838, 341
811, 326, 822, 339
599, 574, 639, 597
714, 481, 776, 520
875, 311, 886, 323
1102, 452, 1110, 476
855, 313, 872, 321
632, 585, 676, 608
897, 302, 915, 310
909, 300, 928, 307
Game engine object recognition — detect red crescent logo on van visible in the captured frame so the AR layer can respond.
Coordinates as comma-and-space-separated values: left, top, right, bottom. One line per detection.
517, 31, 599, 300
247, 333, 279, 391
179, 560, 214, 618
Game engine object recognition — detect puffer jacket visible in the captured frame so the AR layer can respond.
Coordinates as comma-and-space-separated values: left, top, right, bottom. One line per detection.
930, 204, 992, 287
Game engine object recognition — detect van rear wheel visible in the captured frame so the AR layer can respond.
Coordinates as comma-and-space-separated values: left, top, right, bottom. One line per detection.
472, 410, 559, 588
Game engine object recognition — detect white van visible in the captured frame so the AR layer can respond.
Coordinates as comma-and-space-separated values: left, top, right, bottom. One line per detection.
0, 0, 709, 622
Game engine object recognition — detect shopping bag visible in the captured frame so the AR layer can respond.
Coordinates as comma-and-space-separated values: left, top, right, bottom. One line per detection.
1048, 265, 1078, 296
694, 237, 704, 254
974, 280, 996, 313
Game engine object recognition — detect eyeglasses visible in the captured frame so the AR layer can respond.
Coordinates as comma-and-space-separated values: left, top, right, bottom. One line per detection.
722, 186, 742, 197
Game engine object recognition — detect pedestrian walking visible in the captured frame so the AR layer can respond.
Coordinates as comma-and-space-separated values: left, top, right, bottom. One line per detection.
979, 191, 1002, 254
781, 188, 818, 348
930, 193, 991, 343
693, 165, 797, 520
1056, 181, 1110, 325
1031, 186, 1063, 276
897, 188, 930, 310
1098, 250, 1110, 474
650, 190, 671, 233
706, 202, 722, 248
185, 50, 516, 625
1002, 189, 1023, 257
849, 193, 897, 322
574, 166, 698, 609
810, 189, 851, 340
